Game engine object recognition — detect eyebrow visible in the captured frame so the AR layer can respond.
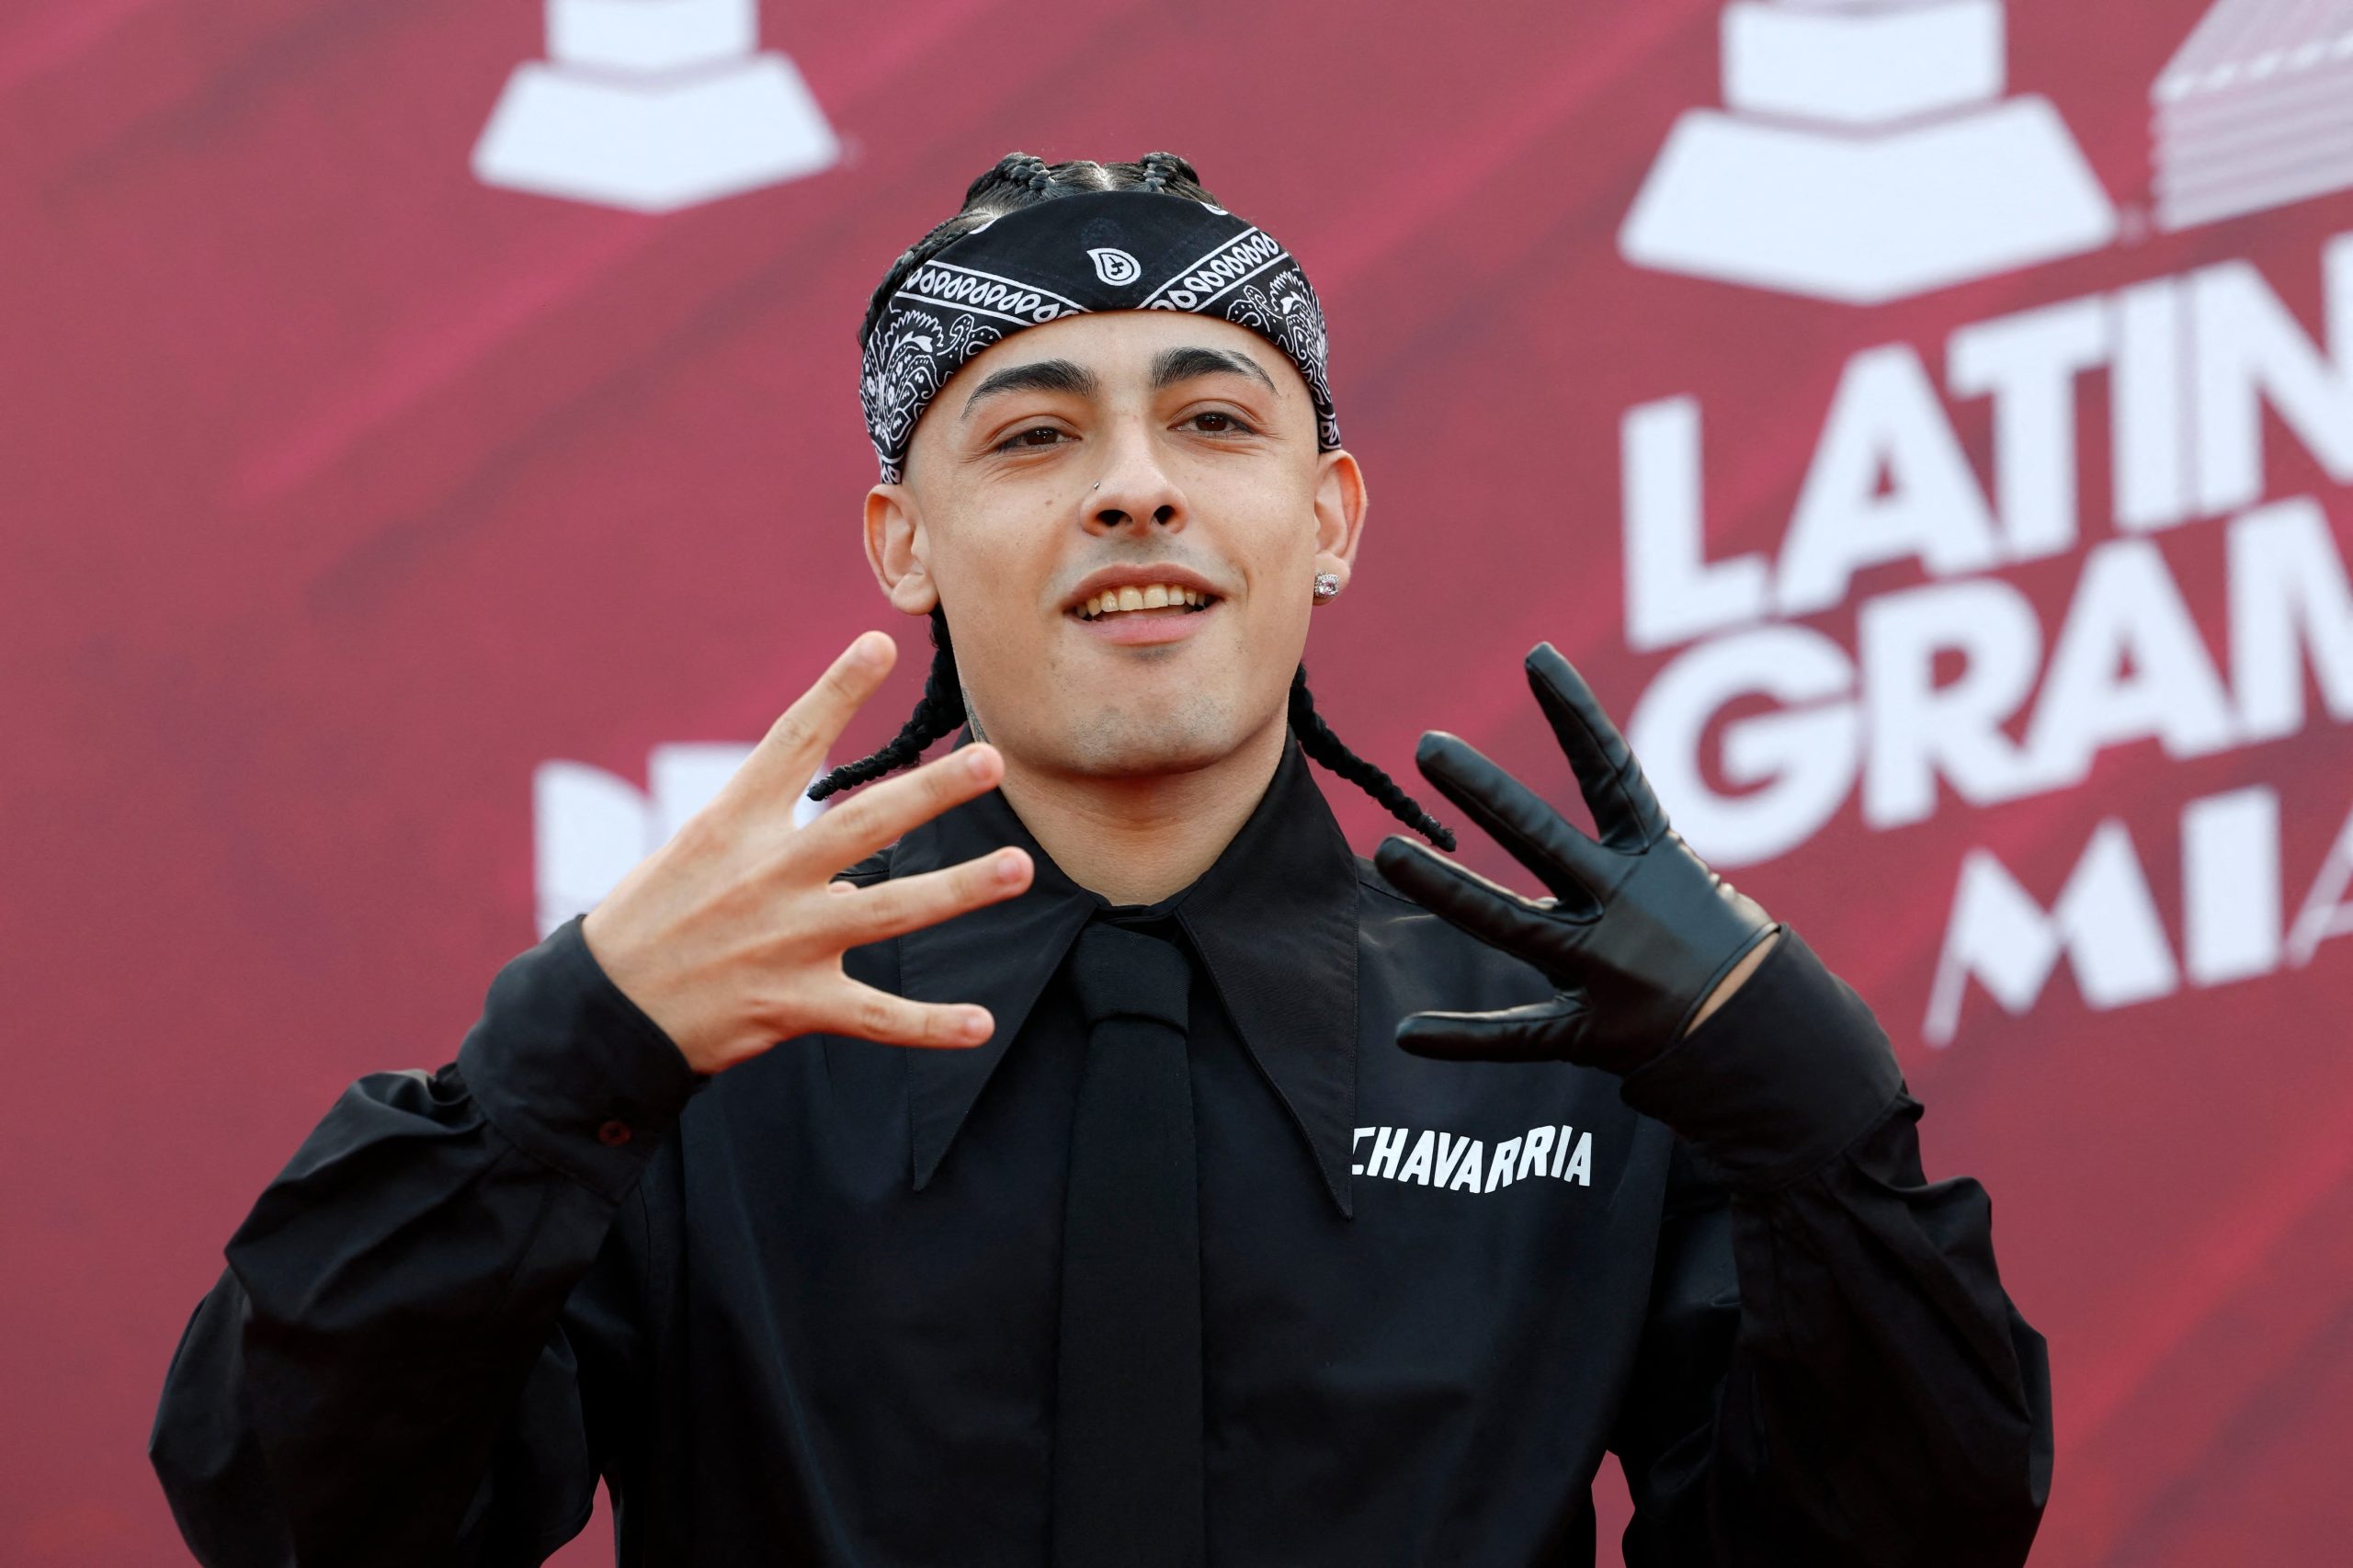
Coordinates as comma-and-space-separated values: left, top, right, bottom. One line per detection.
958, 344, 1279, 422
960, 358, 1101, 419
1151, 344, 1277, 393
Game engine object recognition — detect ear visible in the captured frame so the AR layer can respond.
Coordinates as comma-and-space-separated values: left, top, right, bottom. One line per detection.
1311, 449, 1369, 594
864, 483, 939, 617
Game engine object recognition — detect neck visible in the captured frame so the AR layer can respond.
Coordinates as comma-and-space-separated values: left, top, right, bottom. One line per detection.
995, 719, 1288, 906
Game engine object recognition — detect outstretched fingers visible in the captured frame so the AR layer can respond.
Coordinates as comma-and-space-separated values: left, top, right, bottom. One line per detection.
1412, 732, 1615, 906
822, 849, 1033, 948
1373, 835, 1569, 965
798, 744, 1006, 871
1524, 643, 1669, 852
724, 633, 899, 811
814, 979, 997, 1050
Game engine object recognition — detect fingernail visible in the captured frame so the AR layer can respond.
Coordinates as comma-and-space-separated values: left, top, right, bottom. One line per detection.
965, 748, 995, 779
995, 850, 1026, 882
853, 632, 887, 666
963, 1010, 993, 1042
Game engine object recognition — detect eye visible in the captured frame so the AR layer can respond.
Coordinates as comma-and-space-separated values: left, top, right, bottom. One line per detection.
1184, 410, 1257, 436
995, 425, 1070, 452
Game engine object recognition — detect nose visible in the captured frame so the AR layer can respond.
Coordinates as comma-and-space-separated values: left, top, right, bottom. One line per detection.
1083, 419, 1187, 538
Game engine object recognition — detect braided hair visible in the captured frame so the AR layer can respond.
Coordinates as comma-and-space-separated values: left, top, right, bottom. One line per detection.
804, 608, 966, 801
1287, 666, 1452, 847
819, 151, 1453, 849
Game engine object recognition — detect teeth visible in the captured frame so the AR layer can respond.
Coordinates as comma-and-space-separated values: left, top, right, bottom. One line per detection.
1079, 584, 1211, 619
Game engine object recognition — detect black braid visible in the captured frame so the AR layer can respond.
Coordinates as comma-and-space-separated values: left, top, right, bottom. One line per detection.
1289, 665, 1455, 848
806, 609, 967, 801
1137, 150, 1201, 193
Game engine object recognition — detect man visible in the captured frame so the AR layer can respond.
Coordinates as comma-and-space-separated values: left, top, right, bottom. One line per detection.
153, 152, 2053, 1566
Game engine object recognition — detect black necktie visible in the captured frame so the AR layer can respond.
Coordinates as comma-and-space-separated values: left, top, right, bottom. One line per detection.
1053, 920, 1206, 1568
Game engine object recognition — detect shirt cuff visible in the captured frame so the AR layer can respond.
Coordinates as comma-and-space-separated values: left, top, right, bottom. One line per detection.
455, 914, 708, 1202
1616, 926, 1906, 1188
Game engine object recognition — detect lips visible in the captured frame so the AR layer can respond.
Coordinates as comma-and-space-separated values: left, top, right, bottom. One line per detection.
1075, 583, 1215, 621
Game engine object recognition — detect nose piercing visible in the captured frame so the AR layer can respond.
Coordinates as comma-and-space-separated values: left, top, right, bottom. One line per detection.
1313, 572, 1341, 602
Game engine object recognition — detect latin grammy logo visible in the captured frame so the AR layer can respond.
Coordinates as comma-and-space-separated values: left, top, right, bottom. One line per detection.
1619, 0, 2114, 303
1620, 0, 2353, 304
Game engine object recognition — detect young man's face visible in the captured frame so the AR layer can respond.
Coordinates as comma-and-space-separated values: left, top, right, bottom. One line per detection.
866, 310, 1366, 784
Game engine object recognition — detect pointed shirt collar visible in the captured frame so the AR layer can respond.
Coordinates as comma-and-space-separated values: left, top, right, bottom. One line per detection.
892, 739, 1362, 1216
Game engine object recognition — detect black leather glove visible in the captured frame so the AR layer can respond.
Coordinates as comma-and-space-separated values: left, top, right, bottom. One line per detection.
1373, 643, 1779, 1074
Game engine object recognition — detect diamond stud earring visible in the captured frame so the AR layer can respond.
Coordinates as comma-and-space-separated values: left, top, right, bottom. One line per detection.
1313, 572, 1342, 602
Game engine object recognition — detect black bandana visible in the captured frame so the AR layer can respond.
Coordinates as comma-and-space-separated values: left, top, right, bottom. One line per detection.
859, 190, 1341, 482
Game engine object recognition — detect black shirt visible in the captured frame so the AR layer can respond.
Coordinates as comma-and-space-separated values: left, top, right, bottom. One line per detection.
151, 740, 2053, 1566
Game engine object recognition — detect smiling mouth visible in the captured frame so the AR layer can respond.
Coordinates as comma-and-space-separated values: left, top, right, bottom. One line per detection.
1074, 584, 1218, 621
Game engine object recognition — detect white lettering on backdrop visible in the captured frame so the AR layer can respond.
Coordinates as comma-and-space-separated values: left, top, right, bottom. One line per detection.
1620, 233, 2353, 1041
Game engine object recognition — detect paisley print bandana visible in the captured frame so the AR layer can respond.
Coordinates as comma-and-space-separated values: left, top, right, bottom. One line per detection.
859, 190, 1341, 483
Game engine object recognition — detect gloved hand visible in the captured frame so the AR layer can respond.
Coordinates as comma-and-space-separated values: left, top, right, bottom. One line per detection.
1373, 643, 1778, 1074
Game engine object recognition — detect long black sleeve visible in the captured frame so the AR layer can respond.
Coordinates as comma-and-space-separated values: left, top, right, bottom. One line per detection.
149, 917, 703, 1567
1608, 931, 2054, 1566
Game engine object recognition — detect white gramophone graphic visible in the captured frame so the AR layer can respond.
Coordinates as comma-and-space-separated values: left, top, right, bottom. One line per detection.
1620, 0, 2117, 304
474, 0, 839, 213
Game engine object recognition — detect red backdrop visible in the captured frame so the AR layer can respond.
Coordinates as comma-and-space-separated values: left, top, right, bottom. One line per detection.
7, 1, 2352, 1562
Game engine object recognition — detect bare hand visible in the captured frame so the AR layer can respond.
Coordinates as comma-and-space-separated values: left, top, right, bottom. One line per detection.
580, 632, 1033, 1074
